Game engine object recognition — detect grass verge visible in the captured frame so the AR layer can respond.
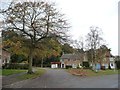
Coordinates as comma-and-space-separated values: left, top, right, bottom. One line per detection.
67, 69, 118, 77
86, 69, 118, 76
18, 68, 46, 80
2, 69, 27, 76
0, 69, 2, 75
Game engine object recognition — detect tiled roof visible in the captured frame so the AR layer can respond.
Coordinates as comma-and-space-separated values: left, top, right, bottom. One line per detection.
51, 62, 61, 64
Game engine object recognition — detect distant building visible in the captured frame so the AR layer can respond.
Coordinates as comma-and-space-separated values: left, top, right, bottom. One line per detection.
60, 46, 114, 69
109, 56, 116, 69
96, 47, 111, 69
0, 36, 11, 67
0, 49, 11, 67
51, 62, 61, 68
60, 53, 85, 68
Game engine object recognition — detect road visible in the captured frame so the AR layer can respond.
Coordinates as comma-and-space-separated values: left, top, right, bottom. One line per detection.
3, 68, 118, 88
0, 76, 2, 89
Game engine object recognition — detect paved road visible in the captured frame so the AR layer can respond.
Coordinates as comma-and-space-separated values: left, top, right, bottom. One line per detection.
3, 68, 118, 88
2, 72, 27, 86
0, 76, 2, 89
2, 67, 37, 87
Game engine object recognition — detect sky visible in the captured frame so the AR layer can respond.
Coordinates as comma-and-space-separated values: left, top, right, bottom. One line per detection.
51, 0, 119, 56
0, 0, 119, 55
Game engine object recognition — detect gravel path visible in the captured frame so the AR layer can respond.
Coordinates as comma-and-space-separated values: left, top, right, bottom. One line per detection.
3, 68, 118, 88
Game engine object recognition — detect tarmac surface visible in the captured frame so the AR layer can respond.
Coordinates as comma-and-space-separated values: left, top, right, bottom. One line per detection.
3, 68, 119, 88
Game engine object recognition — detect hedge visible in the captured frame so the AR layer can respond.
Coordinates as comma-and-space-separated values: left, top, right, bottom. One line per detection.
115, 61, 120, 69
3, 63, 29, 69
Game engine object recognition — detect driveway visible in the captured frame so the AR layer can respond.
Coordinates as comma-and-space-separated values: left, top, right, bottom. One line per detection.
3, 68, 118, 88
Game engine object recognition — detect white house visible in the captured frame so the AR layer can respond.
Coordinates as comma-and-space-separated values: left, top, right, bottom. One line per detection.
51, 62, 61, 68
109, 57, 116, 69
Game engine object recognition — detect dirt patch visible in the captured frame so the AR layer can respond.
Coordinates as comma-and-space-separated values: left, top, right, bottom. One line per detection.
67, 69, 87, 76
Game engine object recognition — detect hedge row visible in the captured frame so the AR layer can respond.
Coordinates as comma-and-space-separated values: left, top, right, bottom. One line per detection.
3, 63, 29, 69
115, 61, 120, 69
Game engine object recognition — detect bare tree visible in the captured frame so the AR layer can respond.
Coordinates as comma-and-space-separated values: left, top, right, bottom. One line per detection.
77, 36, 84, 50
0, 1, 69, 74
86, 26, 103, 69
72, 36, 84, 53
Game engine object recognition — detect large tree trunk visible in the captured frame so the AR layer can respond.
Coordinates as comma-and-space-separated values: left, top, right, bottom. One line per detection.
28, 48, 34, 74
41, 58, 43, 68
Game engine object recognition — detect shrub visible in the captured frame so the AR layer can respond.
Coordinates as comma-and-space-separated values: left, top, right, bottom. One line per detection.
82, 62, 90, 68
66, 65, 72, 69
3, 63, 28, 69
10, 54, 27, 63
101, 66, 105, 70
115, 61, 120, 69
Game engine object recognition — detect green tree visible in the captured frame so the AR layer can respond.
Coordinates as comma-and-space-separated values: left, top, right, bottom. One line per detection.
1, 1, 69, 74
2, 30, 29, 59
11, 54, 27, 63
62, 43, 74, 54
33, 38, 62, 67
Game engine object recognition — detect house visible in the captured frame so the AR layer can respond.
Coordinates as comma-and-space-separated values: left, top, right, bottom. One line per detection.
60, 46, 113, 69
109, 56, 116, 69
51, 62, 61, 68
85, 45, 112, 70
1, 49, 11, 67
60, 53, 85, 68
0, 37, 11, 67
96, 47, 111, 69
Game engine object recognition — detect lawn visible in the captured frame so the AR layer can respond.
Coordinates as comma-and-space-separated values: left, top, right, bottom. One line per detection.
1, 69, 27, 76
67, 69, 118, 77
85, 69, 118, 76
0, 69, 1, 75
18, 68, 46, 80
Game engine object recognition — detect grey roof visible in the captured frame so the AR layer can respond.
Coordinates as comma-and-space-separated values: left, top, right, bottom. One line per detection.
61, 54, 82, 60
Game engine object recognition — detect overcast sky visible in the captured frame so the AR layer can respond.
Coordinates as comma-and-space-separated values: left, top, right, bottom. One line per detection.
52, 0, 119, 56
0, 0, 119, 55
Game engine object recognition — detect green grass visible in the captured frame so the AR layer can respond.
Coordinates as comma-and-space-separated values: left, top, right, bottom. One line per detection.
0, 69, 2, 75
18, 68, 46, 80
86, 69, 118, 77
2, 69, 27, 76
118, 69, 120, 74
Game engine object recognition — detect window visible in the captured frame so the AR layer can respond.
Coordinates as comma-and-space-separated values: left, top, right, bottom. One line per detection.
111, 63, 113, 66
2, 60, 4, 63
5, 58, 7, 63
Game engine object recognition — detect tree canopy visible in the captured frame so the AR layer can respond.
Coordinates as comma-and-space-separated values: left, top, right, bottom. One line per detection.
1, 1, 70, 73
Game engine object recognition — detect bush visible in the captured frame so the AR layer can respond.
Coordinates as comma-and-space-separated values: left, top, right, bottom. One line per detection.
115, 61, 120, 69
101, 66, 105, 70
10, 54, 27, 63
82, 62, 90, 68
66, 65, 72, 69
3, 63, 28, 69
